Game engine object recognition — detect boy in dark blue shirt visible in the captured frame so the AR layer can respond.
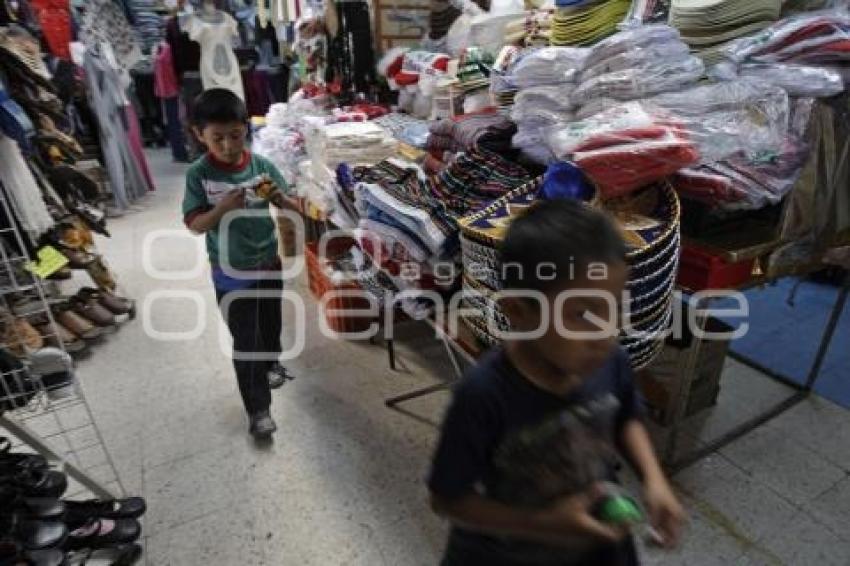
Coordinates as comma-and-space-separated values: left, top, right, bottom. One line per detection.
428, 199, 684, 565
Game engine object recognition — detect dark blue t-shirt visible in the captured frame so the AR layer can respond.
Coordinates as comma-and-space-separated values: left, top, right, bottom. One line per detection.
428, 346, 643, 566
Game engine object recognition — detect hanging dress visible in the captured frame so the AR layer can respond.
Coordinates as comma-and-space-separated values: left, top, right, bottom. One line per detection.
186, 13, 245, 100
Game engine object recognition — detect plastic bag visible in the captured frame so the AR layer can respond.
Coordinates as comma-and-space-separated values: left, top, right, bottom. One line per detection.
646, 80, 790, 161
507, 47, 588, 87
581, 41, 691, 82
717, 62, 845, 97
544, 102, 700, 197
446, 13, 473, 57
583, 24, 682, 70
722, 7, 850, 64
511, 104, 575, 126
575, 98, 621, 120
571, 56, 704, 103
513, 84, 576, 111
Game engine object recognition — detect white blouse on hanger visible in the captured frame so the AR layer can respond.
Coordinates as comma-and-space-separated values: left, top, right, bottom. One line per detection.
185, 13, 245, 100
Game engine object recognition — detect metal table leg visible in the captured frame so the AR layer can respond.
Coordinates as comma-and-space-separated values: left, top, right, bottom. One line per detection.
665, 274, 849, 472
804, 273, 849, 391
385, 327, 469, 408
663, 295, 709, 464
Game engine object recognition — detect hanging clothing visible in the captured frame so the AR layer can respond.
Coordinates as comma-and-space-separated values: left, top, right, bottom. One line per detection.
30, 0, 73, 60
165, 16, 201, 79
154, 43, 180, 99
124, 104, 155, 191
326, 0, 375, 99
131, 70, 165, 146
255, 15, 279, 67
83, 46, 149, 210
185, 13, 245, 100
163, 96, 189, 162
0, 134, 54, 240
79, 0, 142, 71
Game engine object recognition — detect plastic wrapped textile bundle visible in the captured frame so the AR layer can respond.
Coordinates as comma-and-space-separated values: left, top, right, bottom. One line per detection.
711, 61, 845, 97
645, 79, 790, 163
580, 41, 692, 81
571, 56, 705, 102
505, 46, 588, 87
582, 23, 683, 69
721, 7, 850, 65
544, 102, 700, 198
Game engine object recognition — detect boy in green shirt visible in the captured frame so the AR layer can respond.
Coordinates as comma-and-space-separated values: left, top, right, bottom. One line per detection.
182, 88, 299, 439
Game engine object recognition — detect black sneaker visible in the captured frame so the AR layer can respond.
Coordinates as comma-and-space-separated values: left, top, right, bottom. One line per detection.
249, 410, 277, 438
267, 363, 294, 389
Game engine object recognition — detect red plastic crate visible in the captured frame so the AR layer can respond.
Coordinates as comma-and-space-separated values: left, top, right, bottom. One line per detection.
304, 240, 375, 334
678, 244, 756, 291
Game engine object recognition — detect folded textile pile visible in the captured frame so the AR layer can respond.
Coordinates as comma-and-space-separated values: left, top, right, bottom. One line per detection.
669, 0, 781, 65
571, 25, 705, 111
352, 148, 530, 274
673, 136, 810, 210
427, 109, 517, 154
503, 47, 587, 163
372, 113, 432, 143
546, 102, 700, 198
309, 121, 398, 168
428, 147, 532, 217
505, 45, 588, 87
550, 0, 631, 47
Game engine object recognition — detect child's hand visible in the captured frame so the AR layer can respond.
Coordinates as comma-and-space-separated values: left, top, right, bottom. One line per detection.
217, 189, 245, 212
541, 485, 630, 546
643, 477, 685, 548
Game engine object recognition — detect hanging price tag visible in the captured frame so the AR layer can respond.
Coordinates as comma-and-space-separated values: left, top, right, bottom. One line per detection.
25, 246, 70, 279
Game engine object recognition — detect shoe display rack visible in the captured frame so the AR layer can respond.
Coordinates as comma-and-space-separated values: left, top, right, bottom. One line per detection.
0, 188, 123, 500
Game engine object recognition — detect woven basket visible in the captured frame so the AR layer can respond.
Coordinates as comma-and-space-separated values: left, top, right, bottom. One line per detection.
455, 179, 681, 370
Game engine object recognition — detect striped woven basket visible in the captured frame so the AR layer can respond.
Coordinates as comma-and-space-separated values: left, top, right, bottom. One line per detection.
455, 179, 681, 369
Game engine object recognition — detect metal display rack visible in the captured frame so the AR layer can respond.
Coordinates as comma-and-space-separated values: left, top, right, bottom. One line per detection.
0, 185, 123, 499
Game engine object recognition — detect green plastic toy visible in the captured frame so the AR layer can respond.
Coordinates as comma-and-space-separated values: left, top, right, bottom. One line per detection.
597, 495, 644, 525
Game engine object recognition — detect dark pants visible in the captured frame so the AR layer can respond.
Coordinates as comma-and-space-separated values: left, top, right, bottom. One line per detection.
215, 278, 283, 415
162, 96, 188, 161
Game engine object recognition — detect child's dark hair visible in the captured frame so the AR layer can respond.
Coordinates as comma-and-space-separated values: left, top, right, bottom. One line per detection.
500, 199, 627, 292
191, 88, 248, 129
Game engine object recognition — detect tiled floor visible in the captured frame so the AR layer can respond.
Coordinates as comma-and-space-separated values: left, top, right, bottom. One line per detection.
71, 150, 850, 565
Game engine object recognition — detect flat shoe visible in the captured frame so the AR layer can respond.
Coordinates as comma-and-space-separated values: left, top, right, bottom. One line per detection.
52, 308, 102, 341
65, 497, 146, 524
64, 518, 141, 551
69, 297, 114, 328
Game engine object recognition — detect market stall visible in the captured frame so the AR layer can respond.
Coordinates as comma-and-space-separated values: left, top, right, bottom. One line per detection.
247, 1, 849, 472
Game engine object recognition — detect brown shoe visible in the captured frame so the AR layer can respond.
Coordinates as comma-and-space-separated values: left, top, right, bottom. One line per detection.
0, 310, 44, 357
36, 321, 87, 353
70, 295, 115, 327
53, 306, 103, 340
79, 287, 134, 316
